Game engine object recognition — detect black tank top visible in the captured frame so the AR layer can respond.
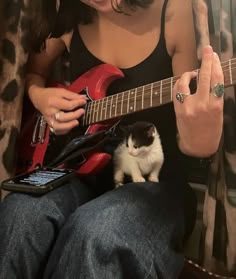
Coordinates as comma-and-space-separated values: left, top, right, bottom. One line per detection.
69, 0, 189, 182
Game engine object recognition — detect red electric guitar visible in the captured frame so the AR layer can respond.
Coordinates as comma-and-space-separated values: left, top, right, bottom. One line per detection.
17, 59, 236, 175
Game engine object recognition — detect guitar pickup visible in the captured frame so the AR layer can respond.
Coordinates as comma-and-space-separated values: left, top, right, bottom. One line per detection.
31, 114, 47, 144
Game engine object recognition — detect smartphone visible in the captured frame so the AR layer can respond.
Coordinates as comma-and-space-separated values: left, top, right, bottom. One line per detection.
1, 167, 76, 195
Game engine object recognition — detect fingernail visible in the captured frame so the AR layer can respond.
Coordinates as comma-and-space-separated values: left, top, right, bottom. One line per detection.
213, 52, 219, 59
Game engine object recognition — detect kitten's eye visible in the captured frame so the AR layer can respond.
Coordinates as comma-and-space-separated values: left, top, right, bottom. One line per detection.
133, 145, 138, 149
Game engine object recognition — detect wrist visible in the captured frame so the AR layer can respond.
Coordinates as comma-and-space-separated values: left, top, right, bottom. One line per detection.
177, 134, 216, 158
28, 85, 44, 110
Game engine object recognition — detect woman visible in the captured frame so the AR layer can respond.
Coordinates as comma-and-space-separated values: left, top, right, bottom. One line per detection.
0, 0, 224, 278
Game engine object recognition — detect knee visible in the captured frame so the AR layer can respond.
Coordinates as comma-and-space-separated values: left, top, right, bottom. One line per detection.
0, 193, 61, 235
66, 183, 168, 245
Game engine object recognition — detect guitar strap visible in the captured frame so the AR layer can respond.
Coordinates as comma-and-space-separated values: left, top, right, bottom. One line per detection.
46, 129, 113, 169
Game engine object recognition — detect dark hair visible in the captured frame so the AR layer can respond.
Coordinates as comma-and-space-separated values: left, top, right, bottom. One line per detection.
28, 0, 153, 52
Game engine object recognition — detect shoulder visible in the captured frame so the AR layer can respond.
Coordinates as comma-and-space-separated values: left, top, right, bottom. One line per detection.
167, 0, 193, 17
164, 0, 195, 58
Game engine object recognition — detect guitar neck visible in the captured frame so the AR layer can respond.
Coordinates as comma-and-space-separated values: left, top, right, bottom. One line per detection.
82, 57, 236, 126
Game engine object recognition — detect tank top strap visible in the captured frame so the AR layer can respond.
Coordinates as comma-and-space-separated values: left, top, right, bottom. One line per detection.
159, 0, 169, 42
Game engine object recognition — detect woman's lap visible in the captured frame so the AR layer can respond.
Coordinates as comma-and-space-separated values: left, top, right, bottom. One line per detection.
44, 181, 197, 279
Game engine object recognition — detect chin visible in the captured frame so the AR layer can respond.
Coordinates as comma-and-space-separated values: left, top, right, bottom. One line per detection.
82, 0, 115, 13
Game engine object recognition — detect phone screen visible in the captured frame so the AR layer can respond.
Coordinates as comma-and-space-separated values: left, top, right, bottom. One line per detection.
1, 167, 75, 194
12, 168, 72, 187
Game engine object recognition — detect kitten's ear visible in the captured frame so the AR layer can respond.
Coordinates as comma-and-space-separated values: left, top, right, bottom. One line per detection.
146, 124, 155, 138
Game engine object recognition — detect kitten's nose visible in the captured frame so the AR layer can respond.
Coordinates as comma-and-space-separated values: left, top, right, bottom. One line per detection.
129, 151, 135, 156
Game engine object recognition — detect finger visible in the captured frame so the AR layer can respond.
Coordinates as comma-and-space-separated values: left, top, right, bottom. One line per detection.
209, 52, 224, 103
47, 118, 79, 135
58, 88, 87, 101
196, 45, 214, 100
52, 97, 87, 112
173, 71, 197, 110
55, 108, 85, 123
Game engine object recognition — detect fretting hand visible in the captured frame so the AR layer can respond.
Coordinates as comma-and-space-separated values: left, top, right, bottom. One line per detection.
173, 45, 224, 157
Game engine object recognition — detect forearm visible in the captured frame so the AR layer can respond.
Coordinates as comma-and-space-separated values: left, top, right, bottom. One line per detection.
25, 73, 48, 110
25, 37, 67, 109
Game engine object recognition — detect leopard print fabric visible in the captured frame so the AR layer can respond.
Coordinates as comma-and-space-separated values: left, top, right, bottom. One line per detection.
0, 0, 30, 199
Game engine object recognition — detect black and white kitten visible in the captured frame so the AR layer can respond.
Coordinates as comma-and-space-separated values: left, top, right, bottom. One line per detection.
114, 121, 164, 187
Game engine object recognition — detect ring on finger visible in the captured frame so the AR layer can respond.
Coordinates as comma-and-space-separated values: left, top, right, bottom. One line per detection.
55, 111, 61, 121
50, 118, 54, 128
49, 126, 55, 133
176, 92, 190, 104
210, 83, 224, 98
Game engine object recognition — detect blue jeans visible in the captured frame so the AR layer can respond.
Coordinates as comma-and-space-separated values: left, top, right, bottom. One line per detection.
0, 177, 196, 279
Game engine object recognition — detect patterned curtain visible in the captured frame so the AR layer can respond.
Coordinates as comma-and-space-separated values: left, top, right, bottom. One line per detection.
193, 0, 236, 276
0, 0, 30, 200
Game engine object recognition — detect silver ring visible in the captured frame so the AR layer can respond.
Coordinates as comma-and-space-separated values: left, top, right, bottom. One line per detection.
55, 111, 60, 121
50, 119, 54, 128
49, 127, 54, 133
210, 83, 224, 98
176, 92, 190, 104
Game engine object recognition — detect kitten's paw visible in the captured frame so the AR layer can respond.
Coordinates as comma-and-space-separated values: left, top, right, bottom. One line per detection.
148, 175, 159, 183
115, 182, 123, 188
133, 176, 146, 183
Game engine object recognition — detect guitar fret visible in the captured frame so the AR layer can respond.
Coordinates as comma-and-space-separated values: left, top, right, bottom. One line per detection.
127, 90, 130, 113
134, 88, 137, 112
154, 83, 159, 96
95, 100, 100, 122
116, 93, 121, 116
142, 86, 144, 109
160, 80, 162, 104
91, 101, 94, 123
170, 77, 173, 101
109, 95, 113, 118
150, 83, 153, 107
100, 97, 104, 122
104, 97, 108, 120
88, 102, 93, 124
94, 101, 97, 123
130, 90, 135, 112
121, 91, 124, 115
96, 100, 100, 122
115, 94, 118, 117
229, 59, 233, 85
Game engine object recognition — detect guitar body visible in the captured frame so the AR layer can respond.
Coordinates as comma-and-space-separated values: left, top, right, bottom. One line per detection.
17, 64, 124, 175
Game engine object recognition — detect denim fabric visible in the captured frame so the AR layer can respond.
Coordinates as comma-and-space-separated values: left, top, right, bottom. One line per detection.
44, 181, 196, 279
0, 176, 94, 279
0, 179, 196, 279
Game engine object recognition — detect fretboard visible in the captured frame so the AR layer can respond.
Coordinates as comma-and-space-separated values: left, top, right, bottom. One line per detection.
82, 57, 236, 126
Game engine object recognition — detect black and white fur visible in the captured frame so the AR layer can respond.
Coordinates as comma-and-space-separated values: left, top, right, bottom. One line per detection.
114, 121, 164, 187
